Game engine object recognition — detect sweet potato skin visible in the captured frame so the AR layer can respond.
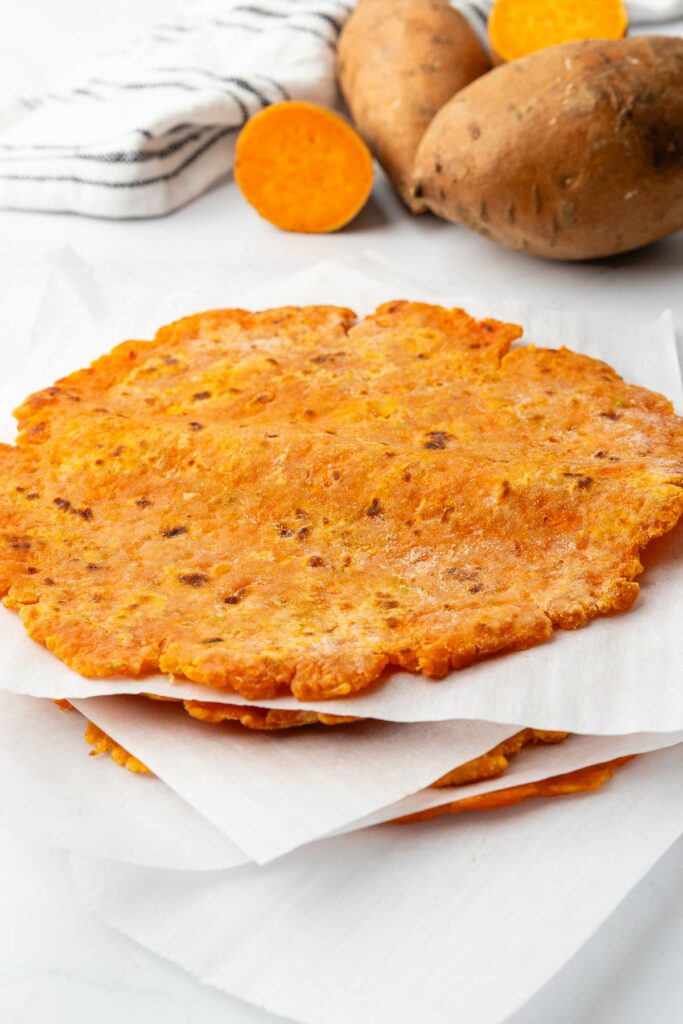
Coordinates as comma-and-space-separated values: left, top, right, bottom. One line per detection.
337, 0, 490, 211
412, 36, 683, 260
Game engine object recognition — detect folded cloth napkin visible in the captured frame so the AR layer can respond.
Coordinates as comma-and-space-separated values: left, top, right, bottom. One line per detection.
1, 0, 681, 220
0, 0, 351, 218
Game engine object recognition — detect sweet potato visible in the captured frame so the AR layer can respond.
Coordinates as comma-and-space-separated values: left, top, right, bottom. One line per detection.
412, 36, 683, 260
337, 0, 490, 211
234, 101, 374, 233
489, 0, 628, 63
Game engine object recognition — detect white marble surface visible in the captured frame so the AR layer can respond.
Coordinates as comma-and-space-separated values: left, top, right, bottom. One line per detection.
1, 4, 683, 1022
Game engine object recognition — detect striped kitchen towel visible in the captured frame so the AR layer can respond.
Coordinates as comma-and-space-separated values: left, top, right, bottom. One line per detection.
1, 0, 681, 220
0, 0, 351, 219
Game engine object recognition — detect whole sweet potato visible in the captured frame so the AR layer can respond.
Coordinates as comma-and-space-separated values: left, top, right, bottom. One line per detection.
337, 0, 490, 211
412, 36, 683, 260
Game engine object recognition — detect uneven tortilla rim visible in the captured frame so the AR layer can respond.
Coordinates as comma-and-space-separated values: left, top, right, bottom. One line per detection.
3, 301, 683, 703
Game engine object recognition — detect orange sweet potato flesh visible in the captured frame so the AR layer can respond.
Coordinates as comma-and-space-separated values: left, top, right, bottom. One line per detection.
489, 0, 628, 63
392, 755, 634, 824
234, 101, 374, 233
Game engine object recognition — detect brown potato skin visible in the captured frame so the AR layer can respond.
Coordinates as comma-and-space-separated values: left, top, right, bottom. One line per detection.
337, 0, 490, 211
412, 36, 683, 259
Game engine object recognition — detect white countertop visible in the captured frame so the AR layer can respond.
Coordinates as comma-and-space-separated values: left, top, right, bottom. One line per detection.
1, 4, 683, 1022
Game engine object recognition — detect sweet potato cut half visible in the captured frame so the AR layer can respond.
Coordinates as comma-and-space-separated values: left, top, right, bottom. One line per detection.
489, 0, 628, 63
235, 101, 374, 233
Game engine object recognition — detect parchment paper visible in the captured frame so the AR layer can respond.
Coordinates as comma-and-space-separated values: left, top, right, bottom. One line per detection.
69, 692, 683, 856
70, 687, 683, 859
71, 743, 683, 1024
353, 727, 683, 828
1, 254, 682, 734
71, 694, 519, 864
7, 686, 681, 871
0, 690, 247, 870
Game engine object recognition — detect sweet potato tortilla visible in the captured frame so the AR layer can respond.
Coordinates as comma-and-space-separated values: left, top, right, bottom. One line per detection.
391, 757, 634, 824
2, 302, 682, 700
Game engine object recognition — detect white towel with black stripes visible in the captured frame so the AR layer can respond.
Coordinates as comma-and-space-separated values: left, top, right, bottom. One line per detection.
1, 0, 681, 220
0, 0, 351, 219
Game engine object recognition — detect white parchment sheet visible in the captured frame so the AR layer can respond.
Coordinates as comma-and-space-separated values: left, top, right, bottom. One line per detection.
7, 684, 682, 867
0, 690, 247, 871
352, 726, 683, 828
71, 744, 683, 1024
71, 694, 519, 863
0, 253, 681, 734
68, 692, 683, 859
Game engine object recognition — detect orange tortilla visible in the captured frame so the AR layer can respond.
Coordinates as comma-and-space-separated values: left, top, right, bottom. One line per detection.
3, 302, 682, 701
84, 721, 150, 775
183, 700, 357, 730
434, 727, 567, 786
392, 756, 634, 824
